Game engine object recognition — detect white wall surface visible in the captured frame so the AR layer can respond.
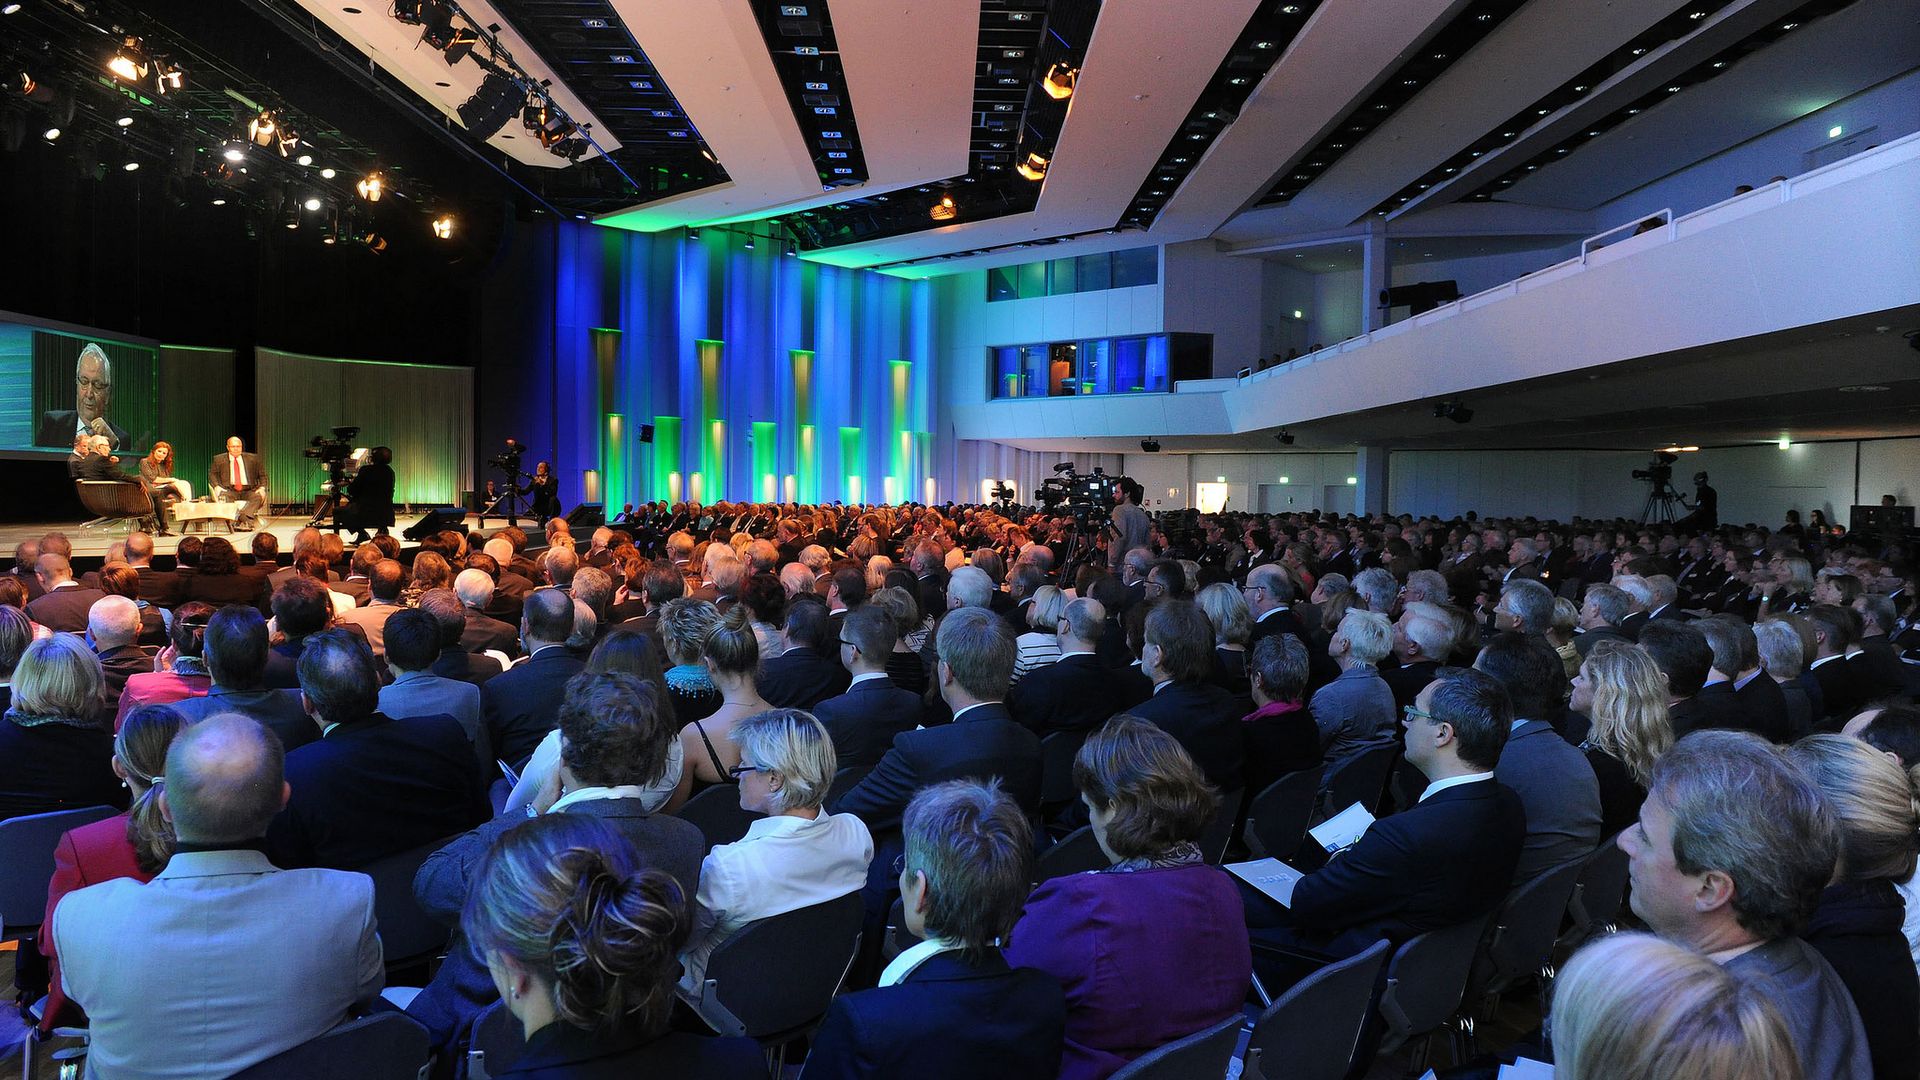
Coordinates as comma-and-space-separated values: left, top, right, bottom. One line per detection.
1116, 452, 1361, 513
1162, 240, 1265, 375
1260, 264, 1317, 360
1312, 269, 1364, 345
1388, 242, 1583, 305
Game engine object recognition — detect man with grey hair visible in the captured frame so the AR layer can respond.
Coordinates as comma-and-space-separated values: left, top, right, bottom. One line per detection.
1613, 573, 1654, 640
53, 714, 382, 1078
39, 343, 129, 450
1491, 578, 1556, 637
1693, 616, 1790, 744
541, 545, 580, 591
454, 568, 520, 658
1385, 600, 1455, 710
1009, 596, 1121, 739
1307, 608, 1397, 764
1618, 730, 1871, 1079
25, 553, 106, 633
944, 565, 994, 611
809, 780, 1066, 1077
835, 606, 1042, 832
1754, 619, 1814, 738
1352, 567, 1399, 618
1244, 562, 1304, 645
1573, 582, 1633, 658
1400, 568, 1450, 609
8, 539, 42, 602
72, 434, 130, 483
779, 561, 816, 600
1500, 536, 1543, 584
1118, 546, 1155, 610
87, 594, 148, 709
570, 565, 615, 646
1643, 573, 1689, 624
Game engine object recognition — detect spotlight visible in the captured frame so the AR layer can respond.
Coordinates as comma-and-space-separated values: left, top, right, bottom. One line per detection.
431, 214, 454, 239
115, 116, 133, 127
356, 171, 384, 202
319, 167, 336, 179
152, 60, 183, 94
106, 38, 147, 83
42, 126, 59, 141
281, 203, 299, 230
929, 193, 957, 221
2, 4, 20, 14
13, 70, 53, 102
248, 110, 277, 148
211, 198, 226, 206
222, 143, 245, 162
296, 153, 313, 166
1014, 149, 1049, 181
1139, 438, 1162, 453
783, 240, 797, 257
743, 235, 754, 250
1042, 61, 1077, 100
122, 161, 138, 172
686, 225, 700, 239
1276, 431, 1295, 446
302, 196, 322, 211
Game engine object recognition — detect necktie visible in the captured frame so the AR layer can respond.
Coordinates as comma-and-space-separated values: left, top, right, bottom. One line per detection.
232, 455, 242, 487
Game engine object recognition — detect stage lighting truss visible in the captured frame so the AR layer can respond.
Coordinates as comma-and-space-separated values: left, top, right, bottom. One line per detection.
105, 37, 185, 96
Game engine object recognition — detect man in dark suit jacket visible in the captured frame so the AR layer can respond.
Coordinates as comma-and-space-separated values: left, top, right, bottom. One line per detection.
1476, 633, 1603, 884
760, 598, 851, 710
806, 781, 1065, 1080
1125, 601, 1247, 792
834, 608, 1042, 833
412, 587, 504, 690
87, 596, 151, 716
170, 606, 317, 753
453, 569, 520, 657
812, 607, 924, 772
1807, 604, 1868, 725
1244, 565, 1307, 648
1246, 668, 1526, 960
25, 555, 107, 634
1574, 584, 1634, 659
1009, 598, 1124, 737
265, 632, 487, 871
481, 589, 585, 768
208, 436, 268, 529
336, 447, 396, 543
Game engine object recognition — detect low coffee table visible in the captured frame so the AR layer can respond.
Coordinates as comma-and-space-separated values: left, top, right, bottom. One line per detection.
172, 501, 239, 535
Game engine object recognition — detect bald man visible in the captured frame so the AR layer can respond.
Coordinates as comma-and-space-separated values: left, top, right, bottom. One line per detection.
39, 344, 129, 450
88, 595, 149, 710
25, 554, 107, 633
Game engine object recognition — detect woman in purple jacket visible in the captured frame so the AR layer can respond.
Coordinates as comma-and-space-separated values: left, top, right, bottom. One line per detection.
1005, 716, 1252, 1080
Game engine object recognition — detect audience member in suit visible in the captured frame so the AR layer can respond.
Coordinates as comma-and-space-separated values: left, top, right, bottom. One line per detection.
1573, 584, 1635, 659
809, 781, 1065, 1080
1755, 619, 1817, 739
94, 564, 166, 649
408, 672, 707, 1064
454, 567, 521, 657
8, 540, 44, 603
331, 543, 380, 607
1570, 639, 1674, 837
53, 715, 383, 1078
333, 557, 407, 657
759, 597, 852, 710
24, 554, 106, 634
811, 606, 924, 772
1383, 601, 1452, 712
1619, 730, 1872, 1080
168, 605, 318, 753
379, 606, 488, 768
416, 586, 505, 688
86, 595, 150, 714
1638, 621, 1745, 738
1009, 597, 1125, 738
1805, 603, 1875, 726
1242, 633, 1323, 795
1307, 608, 1399, 766
1243, 563, 1307, 647
835, 606, 1042, 832
121, 532, 181, 608
266, 630, 488, 870
1785, 734, 1920, 1080
183, 536, 270, 613
1243, 667, 1526, 964
1849, 593, 1908, 707
1124, 599, 1246, 792
114, 601, 215, 729
36, 704, 185, 1032
449, 814, 764, 1078
482, 588, 587, 769
0, 628, 126, 824
207, 436, 269, 529
264, 576, 336, 689
1475, 632, 1603, 883
336, 445, 396, 543
1006, 719, 1250, 1080
1692, 616, 1792, 743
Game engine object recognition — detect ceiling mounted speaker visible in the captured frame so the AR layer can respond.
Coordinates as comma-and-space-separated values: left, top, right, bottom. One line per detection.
458, 71, 522, 139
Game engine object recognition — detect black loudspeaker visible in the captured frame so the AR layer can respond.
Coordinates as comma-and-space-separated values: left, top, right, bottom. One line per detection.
457, 71, 523, 139
566, 503, 606, 528
404, 506, 470, 541
639, 424, 655, 444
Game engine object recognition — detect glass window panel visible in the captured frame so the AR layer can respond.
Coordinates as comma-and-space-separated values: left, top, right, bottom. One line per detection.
990, 346, 1023, 398
1113, 337, 1148, 393
1022, 345, 1050, 397
1112, 247, 1158, 288
1047, 258, 1078, 296
1143, 335, 1171, 392
1076, 253, 1111, 292
986, 265, 1017, 302
1016, 261, 1047, 299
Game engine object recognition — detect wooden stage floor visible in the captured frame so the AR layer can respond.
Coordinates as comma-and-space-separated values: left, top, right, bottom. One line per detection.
0, 508, 508, 562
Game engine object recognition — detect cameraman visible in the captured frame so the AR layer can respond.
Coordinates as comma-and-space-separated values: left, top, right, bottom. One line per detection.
1675, 470, 1718, 532
337, 446, 395, 544
1108, 476, 1150, 573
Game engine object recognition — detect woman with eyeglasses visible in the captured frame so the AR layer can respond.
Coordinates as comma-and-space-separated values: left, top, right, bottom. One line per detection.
676, 709, 872, 1020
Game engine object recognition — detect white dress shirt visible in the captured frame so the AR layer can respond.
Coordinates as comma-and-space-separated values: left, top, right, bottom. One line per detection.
1418, 771, 1495, 802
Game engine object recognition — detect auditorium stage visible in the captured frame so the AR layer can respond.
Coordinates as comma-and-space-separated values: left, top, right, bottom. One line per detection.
0, 508, 511, 562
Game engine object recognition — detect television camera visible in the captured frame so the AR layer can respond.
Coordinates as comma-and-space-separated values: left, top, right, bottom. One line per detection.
1633, 451, 1682, 524
304, 426, 364, 527
1038, 463, 1119, 524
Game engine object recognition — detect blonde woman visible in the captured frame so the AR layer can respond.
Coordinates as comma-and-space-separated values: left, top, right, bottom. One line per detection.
1195, 582, 1252, 695
1552, 932, 1802, 1080
664, 605, 768, 812
1570, 639, 1673, 835
1012, 585, 1066, 685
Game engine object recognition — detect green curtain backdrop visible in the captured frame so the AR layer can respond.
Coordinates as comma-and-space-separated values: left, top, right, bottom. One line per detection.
157, 346, 234, 484
255, 348, 473, 506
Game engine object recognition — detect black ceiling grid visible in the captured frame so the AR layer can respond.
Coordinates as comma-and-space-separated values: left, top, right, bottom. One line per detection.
1256, 0, 1527, 207
1118, 0, 1324, 230
467, 0, 729, 212
784, 0, 1100, 252
745, 0, 869, 191
1458, 0, 1861, 205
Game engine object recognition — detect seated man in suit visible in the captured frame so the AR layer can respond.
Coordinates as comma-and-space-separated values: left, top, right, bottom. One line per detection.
1639, 621, 1746, 737
171, 604, 317, 753
1573, 584, 1635, 659
834, 606, 1042, 832
87, 596, 150, 713
379, 607, 487, 768
1383, 600, 1454, 712
807, 780, 1065, 1079
760, 595, 852, 710
481, 587, 586, 769
813, 605, 925, 772
25, 554, 107, 634
1618, 730, 1872, 1079
1474, 632, 1603, 883
52, 714, 382, 1077
1126, 599, 1247, 791
417, 588, 504, 687
335, 445, 396, 544
266, 630, 489, 870
1009, 596, 1125, 738
453, 568, 520, 658
1245, 666, 1526, 964
72, 435, 133, 483
333, 557, 406, 658
208, 435, 269, 530
1694, 615, 1791, 743
1307, 609, 1399, 766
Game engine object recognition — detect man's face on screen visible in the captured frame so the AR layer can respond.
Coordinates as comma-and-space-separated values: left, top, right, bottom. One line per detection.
76, 352, 110, 423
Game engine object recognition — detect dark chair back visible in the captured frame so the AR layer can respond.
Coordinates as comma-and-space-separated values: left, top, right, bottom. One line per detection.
675, 784, 764, 850
1566, 835, 1630, 942
826, 765, 874, 806
700, 890, 865, 1044
1319, 740, 1398, 821
227, 1012, 430, 1079
76, 480, 154, 529
1245, 766, 1323, 860
464, 999, 524, 1080
1039, 730, 1088, 806
1475, 857, 1585, 1001
1106, 1013, 1244, 1080
1034, 824, 1110, 884
1377, 913, 1492, 1053
1244, 938, 1392, 1080
1199, 787, 1244, 864
0, 805, 120, 931
362, 833, 461, 968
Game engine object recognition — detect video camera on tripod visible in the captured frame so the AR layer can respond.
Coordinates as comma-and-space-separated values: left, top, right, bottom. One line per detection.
303, 425, 360, 465
488, 437, 529, 474
1632, 452, 1677, 490
1038, 463, 1119, 526
1633, 451, 1683, 523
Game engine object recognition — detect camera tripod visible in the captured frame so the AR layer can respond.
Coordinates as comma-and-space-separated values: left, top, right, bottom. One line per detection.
1642, 482, 1682, 525
479, 468, 534, 527
309, 462, 351, 529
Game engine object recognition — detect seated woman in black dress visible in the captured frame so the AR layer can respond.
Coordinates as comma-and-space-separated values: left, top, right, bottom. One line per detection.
463, 813, 763, 1079
1570, 639, 1673, 836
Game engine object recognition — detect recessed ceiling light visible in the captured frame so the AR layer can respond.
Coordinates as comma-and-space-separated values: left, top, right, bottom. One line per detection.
320, 167, 335, 179
122, 161, 139, 171
116, 116, 133, 127
212, 197, 226, 205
